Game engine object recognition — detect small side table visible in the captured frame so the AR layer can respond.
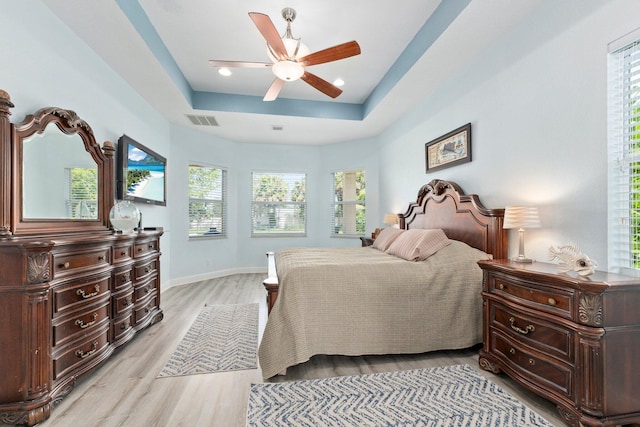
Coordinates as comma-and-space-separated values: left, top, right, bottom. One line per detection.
360, 237, 374, 247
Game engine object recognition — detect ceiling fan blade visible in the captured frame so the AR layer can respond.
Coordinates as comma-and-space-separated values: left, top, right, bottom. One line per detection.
263, 78, 285, 102
301, 71, 343, 98
209, 60, 272, 68
248, 12, 287, 60
298, 41, 361, 67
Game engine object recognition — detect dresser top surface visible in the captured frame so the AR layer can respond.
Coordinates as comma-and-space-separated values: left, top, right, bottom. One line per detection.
479, 259, 640, 289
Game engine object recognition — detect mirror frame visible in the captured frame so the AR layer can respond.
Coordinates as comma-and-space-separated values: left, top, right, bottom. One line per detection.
8, 105, 115, 236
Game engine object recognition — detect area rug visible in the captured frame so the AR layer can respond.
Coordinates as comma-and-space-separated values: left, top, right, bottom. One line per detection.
158, 303, 258, 377
246, 364, 553, 426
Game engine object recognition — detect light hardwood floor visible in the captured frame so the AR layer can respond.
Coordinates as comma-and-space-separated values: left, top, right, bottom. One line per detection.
8, 273, 565, 427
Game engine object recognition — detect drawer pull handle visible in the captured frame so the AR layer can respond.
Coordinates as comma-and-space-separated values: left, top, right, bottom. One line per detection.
59, 262, 70, 269
77, 284, 100, 299
120, 321, 129, 330
548, 298, 556, 306
75, 341, 98, 359
498, 283, 505, 290
529, 359, 536, 366
148, 244, 154, 249
509, 348, 516, 355
145, 266, 150, 273
75, 313, 98, 329
120, 251, 126, 256
509, 317, 535, 335
98, 255, 105, 261
124, 296, 132, 307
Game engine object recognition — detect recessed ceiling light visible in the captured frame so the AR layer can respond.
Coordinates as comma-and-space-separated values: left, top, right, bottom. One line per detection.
218, 68, 232, 77
333, 78, 345, 87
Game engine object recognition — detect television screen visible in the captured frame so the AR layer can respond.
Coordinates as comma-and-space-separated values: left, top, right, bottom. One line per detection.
116, 135, 166, 206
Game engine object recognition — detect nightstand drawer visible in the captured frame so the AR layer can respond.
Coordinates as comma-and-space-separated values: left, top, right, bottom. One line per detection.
491, 273, 573, 318
492, 331, 574, 400
491, 302, 574, 361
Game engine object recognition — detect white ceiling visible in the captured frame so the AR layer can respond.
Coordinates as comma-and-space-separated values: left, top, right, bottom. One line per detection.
42, 0, 542, 145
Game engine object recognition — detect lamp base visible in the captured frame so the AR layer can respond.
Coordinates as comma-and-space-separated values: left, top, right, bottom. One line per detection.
511, 256, 534, 263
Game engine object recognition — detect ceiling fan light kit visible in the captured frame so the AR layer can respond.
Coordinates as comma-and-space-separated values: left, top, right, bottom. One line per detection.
209, 7, 361, 101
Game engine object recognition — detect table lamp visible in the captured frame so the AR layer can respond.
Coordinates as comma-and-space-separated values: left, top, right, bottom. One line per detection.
503, 206, 541, 263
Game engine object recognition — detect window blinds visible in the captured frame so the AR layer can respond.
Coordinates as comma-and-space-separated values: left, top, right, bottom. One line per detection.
608, 37, 640, 273
188, 165, 226, 237
251, 172, 306, 236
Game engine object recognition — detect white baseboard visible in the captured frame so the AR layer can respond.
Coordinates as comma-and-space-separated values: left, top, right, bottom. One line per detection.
162, 267, 266, 292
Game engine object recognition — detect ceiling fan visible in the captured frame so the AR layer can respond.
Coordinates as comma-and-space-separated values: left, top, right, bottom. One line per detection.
209, 7, 361, 101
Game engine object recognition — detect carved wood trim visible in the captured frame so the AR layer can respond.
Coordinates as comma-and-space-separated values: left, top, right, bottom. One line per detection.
578, 294, 603, 326
27, 253, 50, 284
0, 89, 14, 238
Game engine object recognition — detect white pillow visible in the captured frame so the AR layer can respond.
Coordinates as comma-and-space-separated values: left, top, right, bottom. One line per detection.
385, 228, 451, 261
372, 228, 404, 251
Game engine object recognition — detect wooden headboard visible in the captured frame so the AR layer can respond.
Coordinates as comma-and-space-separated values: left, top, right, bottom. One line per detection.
398, 179, 507, 259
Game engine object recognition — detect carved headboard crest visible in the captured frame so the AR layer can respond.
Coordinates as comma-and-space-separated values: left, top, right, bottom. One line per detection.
399, 179, 507, 259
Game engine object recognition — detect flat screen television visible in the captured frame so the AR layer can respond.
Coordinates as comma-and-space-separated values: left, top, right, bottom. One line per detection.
116, 134, 167, 206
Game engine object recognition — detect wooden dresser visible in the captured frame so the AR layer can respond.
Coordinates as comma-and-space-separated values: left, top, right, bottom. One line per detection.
478, 260, 640, 427
0, 90, 163, 426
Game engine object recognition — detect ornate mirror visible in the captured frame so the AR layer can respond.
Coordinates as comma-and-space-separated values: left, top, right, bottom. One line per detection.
8, 105, 115, 236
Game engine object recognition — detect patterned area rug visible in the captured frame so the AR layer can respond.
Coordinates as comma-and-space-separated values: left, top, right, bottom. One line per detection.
158, 303, 258, 377
246, 364, 553, 426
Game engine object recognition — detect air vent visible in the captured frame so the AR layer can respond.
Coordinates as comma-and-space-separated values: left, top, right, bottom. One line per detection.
186, 114, 219, 127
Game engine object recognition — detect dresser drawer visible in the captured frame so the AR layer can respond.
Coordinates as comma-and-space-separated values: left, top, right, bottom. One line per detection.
491, 302, 574, 362
134, 294, 158, 326
134, 277, 157, 301
52, 248, 110, 278
113, 268, 132, 291
491, 272, 573, 318
134, 259, 157, 281
112, 313, 133, 343
112, 288, 134, 316
52, 327, 110, 381
52, 302, 110, 347
112, 244, 133, 263
492, 331, 574, 400
134, 239, 159, 258
52, 275, 110, 315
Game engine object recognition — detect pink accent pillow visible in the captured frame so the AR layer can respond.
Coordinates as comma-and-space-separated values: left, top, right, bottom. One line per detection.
385, 229, 451, 261
372, 228, 404, 251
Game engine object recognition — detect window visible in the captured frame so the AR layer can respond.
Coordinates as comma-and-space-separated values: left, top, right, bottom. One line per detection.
251, 172, 306, 236
189, 165, 226, 237
66, 167, 97, 218
608, 33, 640, 273
331, 170, 365, 236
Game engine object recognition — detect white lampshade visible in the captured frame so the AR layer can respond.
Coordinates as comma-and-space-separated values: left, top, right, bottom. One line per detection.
383, 213, 399, 225
503, 206, 541, 229
503, 206, 541, 263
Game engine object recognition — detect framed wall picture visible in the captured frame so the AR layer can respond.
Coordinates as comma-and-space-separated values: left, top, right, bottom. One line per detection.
425, 123, 471, 172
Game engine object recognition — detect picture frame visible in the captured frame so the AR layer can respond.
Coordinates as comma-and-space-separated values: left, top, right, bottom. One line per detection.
425, 123, 471, 172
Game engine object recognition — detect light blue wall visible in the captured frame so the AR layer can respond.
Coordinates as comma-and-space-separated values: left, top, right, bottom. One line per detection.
378, 0, 640, 269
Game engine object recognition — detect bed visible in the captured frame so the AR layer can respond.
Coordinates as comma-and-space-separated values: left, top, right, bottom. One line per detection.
258, 179, 507, 379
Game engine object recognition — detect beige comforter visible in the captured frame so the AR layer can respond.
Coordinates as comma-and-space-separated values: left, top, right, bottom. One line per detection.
258, 241, 491, 379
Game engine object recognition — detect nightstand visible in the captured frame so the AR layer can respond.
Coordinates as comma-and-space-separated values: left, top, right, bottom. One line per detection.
478, 260, 640, 426
359, 237, 374, 247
